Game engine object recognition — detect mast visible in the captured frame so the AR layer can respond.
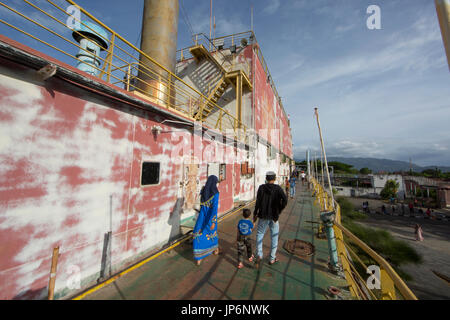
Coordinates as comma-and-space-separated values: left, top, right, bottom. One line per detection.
314, 108, 335, 209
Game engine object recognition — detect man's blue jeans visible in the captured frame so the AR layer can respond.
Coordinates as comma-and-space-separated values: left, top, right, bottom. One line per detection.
290, 185, 296, 197
256, 219, 280, 261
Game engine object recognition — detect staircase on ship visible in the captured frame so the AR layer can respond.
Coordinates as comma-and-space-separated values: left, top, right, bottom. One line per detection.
182, 41, 252, 127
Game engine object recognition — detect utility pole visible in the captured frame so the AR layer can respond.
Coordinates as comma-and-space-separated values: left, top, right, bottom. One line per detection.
306, 149, 310, 176
213, 15, 216, 40
209, 0, 213, 49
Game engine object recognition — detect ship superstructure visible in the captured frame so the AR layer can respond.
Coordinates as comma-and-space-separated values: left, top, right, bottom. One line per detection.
0, 0, 293, 299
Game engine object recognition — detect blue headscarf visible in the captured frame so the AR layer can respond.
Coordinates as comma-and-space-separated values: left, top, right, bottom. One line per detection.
200, 175, 219, 202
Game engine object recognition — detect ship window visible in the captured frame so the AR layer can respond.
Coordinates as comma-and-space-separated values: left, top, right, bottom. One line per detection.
141, 162, 160, 186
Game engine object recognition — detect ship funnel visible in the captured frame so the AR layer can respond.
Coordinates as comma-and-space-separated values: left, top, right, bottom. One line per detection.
435, 0, 450, 71
72, 21, 109, 76
137, 0, 179, 103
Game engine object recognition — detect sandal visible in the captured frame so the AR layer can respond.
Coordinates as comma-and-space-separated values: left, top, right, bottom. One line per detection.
213, 248, 220, 255
269, 258, 279, 265
248, 255, 255, 262
237, 262, 244, 269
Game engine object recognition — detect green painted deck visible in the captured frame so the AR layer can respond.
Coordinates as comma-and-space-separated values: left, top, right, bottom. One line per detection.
83, 185, 349, 300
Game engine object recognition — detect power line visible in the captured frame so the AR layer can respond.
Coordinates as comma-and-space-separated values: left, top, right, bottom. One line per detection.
127, 0, 143, 64
180, 0, 195, 42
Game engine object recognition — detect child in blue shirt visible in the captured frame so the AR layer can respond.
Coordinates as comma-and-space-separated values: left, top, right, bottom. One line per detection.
237, 208, 255, 269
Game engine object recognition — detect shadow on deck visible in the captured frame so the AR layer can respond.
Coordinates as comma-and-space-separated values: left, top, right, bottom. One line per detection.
83, 185, 349, 300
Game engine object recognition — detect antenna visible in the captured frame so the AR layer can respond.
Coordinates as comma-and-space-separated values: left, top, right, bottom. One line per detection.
210, 0, 213, 41
251, 4, 254, 32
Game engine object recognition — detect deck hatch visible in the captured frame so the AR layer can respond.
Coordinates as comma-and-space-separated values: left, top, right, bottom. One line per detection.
284, 239, 315, 257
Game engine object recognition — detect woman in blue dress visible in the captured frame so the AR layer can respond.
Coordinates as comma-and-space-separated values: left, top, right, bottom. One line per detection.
193, 175, 220, 265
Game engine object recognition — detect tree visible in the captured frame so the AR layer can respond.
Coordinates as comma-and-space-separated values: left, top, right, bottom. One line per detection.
360, 167, 372, 174
422, 168, 441, 178
380, 180, 400, 199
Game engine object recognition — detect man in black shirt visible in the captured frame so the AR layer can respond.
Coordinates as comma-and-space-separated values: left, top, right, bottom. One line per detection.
253, 171, 288, 266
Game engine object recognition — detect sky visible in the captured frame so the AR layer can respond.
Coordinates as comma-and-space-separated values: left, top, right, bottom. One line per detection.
1, 0, 449, 166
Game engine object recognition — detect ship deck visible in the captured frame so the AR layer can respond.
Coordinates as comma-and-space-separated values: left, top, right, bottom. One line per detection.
80, 184, 349, 300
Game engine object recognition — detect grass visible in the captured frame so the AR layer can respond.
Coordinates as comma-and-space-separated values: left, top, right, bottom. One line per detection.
337, 197, 422, 281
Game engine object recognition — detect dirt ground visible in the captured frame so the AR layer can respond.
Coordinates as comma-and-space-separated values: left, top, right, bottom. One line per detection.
345, 197, 450, 300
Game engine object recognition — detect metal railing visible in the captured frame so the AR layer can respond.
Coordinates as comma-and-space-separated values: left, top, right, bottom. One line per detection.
177, 32, 252, 83
310, 177, 418, 300
178, 33, 233, 72
221, 31, 286, 117
0, 0, 247, 136
178, 30, 286, 120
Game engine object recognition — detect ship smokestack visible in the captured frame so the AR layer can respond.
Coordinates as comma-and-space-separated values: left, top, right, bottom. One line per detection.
137, 0, 179, 102
435, 0, 450, 71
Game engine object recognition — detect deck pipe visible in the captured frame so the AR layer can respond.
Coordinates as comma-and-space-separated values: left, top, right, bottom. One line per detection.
72, 21, 109, 76
137, 0, 179, 102
320, 210, 340, 271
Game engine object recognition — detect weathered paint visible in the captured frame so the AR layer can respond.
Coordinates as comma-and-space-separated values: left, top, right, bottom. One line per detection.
253, 47, 292, 158
0, 33, 293, 300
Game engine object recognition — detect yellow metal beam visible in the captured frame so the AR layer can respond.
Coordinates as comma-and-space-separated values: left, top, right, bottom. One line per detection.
225, 69, 253, 91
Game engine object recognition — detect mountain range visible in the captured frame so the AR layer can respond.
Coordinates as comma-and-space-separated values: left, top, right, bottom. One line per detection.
297, 157, 450, 173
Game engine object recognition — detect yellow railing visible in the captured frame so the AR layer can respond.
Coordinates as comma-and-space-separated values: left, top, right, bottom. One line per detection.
0, 0, 247, 137
213, 31, 282, 107
177, 32, 252, 77
178, 33, 233, 72
310, 177, 418, 300
177, 30, 286, 120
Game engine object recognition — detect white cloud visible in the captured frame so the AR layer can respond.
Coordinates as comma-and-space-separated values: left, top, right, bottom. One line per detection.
280, 8, 445, 97
263, 0, 281, 15
334, 23, 357, 34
